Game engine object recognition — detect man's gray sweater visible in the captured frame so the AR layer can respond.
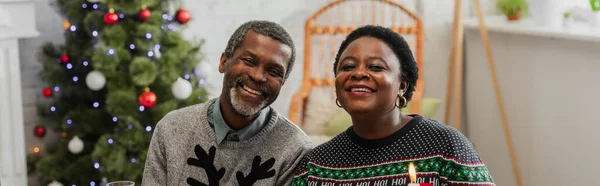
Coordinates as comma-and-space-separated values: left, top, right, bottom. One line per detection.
142, 98, 312, 185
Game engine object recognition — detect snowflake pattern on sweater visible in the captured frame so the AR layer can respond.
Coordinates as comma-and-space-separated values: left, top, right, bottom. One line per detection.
292, 115, 495, 186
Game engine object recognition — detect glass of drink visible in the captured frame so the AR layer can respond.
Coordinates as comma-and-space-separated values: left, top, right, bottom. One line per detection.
106, 181, 135, 186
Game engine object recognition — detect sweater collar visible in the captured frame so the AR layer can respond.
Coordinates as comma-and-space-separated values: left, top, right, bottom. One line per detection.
207, 97, 271, 144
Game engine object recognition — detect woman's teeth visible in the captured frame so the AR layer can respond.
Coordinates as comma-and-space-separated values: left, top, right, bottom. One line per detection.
351, 88, 373, 93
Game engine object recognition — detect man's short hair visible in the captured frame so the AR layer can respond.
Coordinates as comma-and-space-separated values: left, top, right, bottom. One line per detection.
224, 20, 296, 80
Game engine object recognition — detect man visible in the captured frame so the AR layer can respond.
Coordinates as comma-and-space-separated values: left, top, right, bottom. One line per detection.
142, 20, 312, 185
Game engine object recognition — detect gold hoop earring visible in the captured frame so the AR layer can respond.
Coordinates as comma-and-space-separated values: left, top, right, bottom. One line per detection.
336, 98, 342, 107
395, 95, 407, 109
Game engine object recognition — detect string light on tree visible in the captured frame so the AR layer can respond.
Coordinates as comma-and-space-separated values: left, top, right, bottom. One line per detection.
34, 147, 40, 153
62, 20, 71, 30
68, 136, 84, 154
107, 48, 115, 55
69, 25, 77, 32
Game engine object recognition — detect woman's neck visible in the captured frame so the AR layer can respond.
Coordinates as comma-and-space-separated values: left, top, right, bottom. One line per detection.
351, 108, 411, 140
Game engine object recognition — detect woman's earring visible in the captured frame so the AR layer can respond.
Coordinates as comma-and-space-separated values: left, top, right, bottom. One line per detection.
336, 98, 342, 107
395, 95, 407, 109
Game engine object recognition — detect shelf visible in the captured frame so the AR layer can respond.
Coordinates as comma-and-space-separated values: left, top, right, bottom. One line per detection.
463, 15, 600, 43
0, 27, 39, 40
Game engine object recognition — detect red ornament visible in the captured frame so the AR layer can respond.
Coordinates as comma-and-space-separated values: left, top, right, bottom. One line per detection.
138, 8, 151, 21
175, 8, 191, 24
104, 9, 119, 25
138, 88, 157, 108
43, 88, 53, 97
34, 125, 46, 138
60, 55, 69, 63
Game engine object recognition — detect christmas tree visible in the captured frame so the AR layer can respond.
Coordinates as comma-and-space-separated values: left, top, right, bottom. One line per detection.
28, 0, 210, 185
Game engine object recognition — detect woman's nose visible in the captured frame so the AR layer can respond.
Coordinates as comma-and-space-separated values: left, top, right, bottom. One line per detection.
350, 68, 369, 80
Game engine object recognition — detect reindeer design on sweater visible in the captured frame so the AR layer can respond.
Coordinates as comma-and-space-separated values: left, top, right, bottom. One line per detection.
186, 144, 276, 186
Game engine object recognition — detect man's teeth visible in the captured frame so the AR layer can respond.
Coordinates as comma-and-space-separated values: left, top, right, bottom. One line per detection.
241, 84, 262, 95
351, 88, 373, 93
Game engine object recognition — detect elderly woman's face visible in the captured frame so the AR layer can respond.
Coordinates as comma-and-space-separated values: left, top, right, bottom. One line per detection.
335, 36, 403, 115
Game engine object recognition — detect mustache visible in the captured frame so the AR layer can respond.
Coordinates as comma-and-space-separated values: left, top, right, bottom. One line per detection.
234, 76, 270, 97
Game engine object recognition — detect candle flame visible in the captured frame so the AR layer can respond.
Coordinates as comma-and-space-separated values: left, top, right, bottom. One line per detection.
408, 162, 416, 183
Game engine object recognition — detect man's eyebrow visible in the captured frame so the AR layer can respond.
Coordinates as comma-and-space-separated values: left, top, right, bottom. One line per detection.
239, 50, 257, 58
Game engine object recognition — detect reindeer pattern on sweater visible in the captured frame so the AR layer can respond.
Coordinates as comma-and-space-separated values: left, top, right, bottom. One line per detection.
186, 144, 277, 186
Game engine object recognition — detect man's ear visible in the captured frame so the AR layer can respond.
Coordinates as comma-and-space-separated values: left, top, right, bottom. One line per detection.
219, 53, 228, 73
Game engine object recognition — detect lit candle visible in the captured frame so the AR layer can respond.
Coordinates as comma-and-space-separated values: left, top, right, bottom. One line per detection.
407, 162, 434, 186
408, 162, 419, 186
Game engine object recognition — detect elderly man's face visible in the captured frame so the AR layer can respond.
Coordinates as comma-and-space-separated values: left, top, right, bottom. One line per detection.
218, 30, 292, 116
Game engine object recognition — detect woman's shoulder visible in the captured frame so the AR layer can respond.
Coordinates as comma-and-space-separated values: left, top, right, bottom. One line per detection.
418, 117, 483, 163
416, 117, 467, 140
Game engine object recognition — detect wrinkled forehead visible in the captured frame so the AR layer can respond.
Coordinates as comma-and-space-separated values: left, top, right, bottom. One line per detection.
238, 31, 292, 68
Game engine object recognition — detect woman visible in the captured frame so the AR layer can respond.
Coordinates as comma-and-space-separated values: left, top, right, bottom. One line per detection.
292, 25, 495, 186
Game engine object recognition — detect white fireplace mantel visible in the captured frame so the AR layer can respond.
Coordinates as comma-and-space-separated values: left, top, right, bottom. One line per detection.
0, 0, 39, 186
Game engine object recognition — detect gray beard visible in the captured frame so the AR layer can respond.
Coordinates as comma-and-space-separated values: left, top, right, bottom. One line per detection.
229, 86, 267, 116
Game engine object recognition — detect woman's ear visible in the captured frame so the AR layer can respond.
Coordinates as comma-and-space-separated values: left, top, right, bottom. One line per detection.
399, 81, 408, 96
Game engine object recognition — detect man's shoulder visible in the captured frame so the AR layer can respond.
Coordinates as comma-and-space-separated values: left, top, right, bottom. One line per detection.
271, 110, 313, 147
155, 100, 212, 131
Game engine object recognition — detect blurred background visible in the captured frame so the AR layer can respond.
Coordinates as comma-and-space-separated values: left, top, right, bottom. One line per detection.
1, 0, 599, 185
